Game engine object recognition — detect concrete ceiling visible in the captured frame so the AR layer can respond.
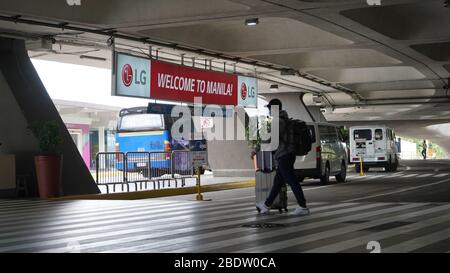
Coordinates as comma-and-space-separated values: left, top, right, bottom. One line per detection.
1, 0, 450, 148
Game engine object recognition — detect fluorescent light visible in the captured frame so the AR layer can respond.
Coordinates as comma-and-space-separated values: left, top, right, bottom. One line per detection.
245, 18, 259, 26
270, 84, 279, 92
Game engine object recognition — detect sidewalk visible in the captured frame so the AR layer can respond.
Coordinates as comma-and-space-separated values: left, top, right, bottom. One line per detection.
90, 170, 255, 195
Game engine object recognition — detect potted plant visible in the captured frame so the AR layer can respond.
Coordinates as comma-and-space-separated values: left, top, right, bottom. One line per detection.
246, 115, 272, 170
30, 121, 64, 198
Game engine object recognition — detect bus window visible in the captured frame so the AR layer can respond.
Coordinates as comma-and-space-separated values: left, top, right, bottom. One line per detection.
354, 129, 372, 141
119, 113, 164, 132
375, 129, 383, 141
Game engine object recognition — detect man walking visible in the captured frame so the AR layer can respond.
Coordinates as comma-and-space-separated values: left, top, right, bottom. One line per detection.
422, 140, 427, 160
256, 99, 310, 216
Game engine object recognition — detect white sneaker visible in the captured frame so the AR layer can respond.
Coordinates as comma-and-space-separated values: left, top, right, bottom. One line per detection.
293, 207, 310, 216
256, 202, 270, 214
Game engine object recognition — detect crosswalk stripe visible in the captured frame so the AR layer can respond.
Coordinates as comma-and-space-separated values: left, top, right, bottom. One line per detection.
0, 202, 361, 252
0, 200, 212, 228
163, 203, 424, 253
0, 200, 270, 239
0, 199, 185, 216
305, 205, 450, 253
344, 178, 450, 202
100, 203, 389, 254
402, 174, 418, 178
434, 173, 449, 178
416, 174, 433, 178
383, 227, 450, 253
238, 204, 450, 253
37, 203, 364, 253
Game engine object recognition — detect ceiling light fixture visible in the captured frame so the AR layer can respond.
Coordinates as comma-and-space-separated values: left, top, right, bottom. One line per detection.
80, 55, 107, 61
245, 18, 259, 26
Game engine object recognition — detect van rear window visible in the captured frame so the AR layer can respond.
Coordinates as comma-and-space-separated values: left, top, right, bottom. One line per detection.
354, 129, 372, 141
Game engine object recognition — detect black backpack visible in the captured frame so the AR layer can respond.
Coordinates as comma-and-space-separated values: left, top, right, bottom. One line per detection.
285, 119, 313, 156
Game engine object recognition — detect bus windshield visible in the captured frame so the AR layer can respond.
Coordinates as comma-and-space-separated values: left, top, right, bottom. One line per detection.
118, 114, 164, 132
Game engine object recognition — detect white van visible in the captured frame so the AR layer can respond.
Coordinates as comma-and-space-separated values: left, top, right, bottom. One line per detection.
349, 126, 399, 172
295, 122, 348, 185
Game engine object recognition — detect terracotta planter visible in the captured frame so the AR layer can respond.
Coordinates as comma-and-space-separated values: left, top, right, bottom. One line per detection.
34, 155, 63, 198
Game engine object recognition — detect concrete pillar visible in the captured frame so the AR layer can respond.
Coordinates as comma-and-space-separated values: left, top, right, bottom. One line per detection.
98, 127, 106, 153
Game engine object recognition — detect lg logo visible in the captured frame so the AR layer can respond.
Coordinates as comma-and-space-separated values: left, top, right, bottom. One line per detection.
122, 64, 133, 87
367, 241, 381, 253
122, 64, 147, 87
366, 0, 381, 6
66, 0, 81, 6
240, 83, 256, 101
241, 83, 247, 100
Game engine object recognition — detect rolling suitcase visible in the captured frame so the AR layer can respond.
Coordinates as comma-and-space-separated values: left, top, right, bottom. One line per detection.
254, 151, 288, 213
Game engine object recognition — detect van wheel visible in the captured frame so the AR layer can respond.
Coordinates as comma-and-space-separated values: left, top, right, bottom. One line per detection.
335, 161, 347, 183
392, 156, 399, 172
385, 157, 392, 172
320, 164, 330, 185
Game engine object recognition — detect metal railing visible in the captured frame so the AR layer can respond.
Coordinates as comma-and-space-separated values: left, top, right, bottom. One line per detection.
95, 151, 198, 193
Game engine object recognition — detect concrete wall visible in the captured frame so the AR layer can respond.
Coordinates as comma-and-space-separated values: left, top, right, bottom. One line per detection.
0, 38, 99, 196
0, 71, 39, 197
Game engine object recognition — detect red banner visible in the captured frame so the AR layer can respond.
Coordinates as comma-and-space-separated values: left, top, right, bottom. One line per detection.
150, 60, 238, 105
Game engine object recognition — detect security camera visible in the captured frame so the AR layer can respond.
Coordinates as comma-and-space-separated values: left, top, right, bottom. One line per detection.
312, 95, 323, 106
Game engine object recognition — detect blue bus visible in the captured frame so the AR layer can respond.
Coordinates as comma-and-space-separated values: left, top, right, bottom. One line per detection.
115, 104, 208, 176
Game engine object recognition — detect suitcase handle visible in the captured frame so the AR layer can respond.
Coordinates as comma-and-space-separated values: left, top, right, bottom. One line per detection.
252, 154, 261, 172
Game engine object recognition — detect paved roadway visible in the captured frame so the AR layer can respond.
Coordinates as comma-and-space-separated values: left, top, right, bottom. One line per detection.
0, 160, 449, 253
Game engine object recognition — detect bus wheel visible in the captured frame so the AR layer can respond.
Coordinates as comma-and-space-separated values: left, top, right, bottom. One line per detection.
385, 157, 392, 172
392, 156, 399, 172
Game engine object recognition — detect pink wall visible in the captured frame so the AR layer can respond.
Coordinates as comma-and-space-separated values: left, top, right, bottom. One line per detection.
65, 123, 90, 168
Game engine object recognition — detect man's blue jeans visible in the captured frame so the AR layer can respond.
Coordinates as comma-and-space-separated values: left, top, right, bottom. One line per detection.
265, 153, 307, 208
